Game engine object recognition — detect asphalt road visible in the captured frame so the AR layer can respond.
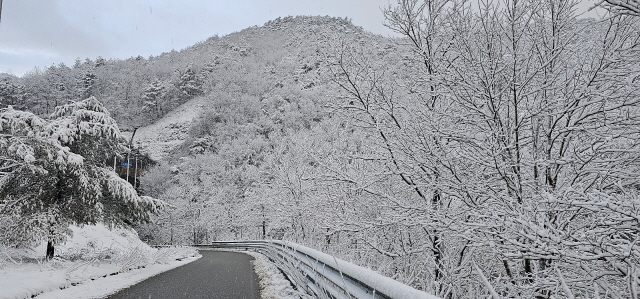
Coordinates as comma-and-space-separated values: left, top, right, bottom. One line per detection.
107, 250, 261, 299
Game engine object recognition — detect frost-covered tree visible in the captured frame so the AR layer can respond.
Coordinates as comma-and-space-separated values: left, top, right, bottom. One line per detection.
178, 64, 202, 98
43, 63, 74, 114
599, 0, 640, 16
0, 97, 164, 259
142, 79, 166, 121
0, 77, 25, 109
94, 56, 107, 68
333, 0, 640, 297
76, 70, 97, 99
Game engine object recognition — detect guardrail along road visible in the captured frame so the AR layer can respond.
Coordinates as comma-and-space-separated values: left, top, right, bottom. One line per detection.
198, 240, 440, 299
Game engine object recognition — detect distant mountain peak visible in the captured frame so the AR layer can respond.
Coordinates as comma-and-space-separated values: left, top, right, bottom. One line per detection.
262, 15, 365, 34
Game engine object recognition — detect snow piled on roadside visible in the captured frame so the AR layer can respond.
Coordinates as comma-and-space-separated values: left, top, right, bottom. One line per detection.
28, 224, 152, 260
33, 256, 199, 299
0, 224, 200, 299
246, 251, 312, 299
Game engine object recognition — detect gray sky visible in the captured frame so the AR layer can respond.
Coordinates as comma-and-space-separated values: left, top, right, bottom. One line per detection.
0, 0, 396, 76
0, 1, 604, 77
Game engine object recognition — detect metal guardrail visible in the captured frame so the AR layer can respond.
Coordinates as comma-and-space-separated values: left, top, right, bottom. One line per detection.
194, 240, 439, 299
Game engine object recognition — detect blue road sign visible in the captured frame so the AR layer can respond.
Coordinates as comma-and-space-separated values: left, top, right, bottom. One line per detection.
121, 162, 133, 166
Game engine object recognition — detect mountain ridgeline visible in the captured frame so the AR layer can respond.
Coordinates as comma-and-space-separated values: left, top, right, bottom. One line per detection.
8, 16, 381, 128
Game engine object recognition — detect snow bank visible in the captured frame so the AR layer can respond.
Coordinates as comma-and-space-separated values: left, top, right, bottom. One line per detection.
246, 251, 312, 299
32, 256, 199, 299
59, 224, 152, 259
0, 224, 199, 299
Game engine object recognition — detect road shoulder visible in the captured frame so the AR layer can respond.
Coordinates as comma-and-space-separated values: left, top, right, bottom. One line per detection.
32, 255, 201, 299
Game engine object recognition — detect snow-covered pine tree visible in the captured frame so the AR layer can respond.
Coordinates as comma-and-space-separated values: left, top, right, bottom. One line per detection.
76, 71, 96, 99
178, 64, 202, 98
94, 56, 107, 68
141, 79, 165, 121
0, 97, 164, 259
44, 63, 74, 114
0, 77, 25, 109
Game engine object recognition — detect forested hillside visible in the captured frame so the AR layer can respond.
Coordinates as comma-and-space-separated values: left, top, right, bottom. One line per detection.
1, 16, 371, 128
3, 3, 640, 297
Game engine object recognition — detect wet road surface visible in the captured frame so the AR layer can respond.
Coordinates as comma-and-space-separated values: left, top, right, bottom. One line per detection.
107, 250, 260, 299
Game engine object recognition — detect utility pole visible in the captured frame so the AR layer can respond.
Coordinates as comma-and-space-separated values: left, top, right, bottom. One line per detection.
134, 153, 138, 189
170, 213, 174, 246
127, 127, 138, 186
126, 153, 130, 182
262, 204, 266, 239
0, 0, 4, 23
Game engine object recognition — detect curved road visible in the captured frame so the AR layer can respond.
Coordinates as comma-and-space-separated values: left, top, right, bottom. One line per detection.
107, 250, 260, 299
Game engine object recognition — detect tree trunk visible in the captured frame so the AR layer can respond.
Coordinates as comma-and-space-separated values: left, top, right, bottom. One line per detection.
432, 189, 444, 284
46, 240, 55, 260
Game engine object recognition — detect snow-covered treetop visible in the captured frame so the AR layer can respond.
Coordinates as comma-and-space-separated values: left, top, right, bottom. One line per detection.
0, 106, 83, 171
2, 97, 128, 169
0, 106, 48, 138
48, 97, 128, 162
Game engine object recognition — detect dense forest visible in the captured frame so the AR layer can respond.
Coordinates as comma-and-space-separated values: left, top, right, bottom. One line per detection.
2, 0, 640, 297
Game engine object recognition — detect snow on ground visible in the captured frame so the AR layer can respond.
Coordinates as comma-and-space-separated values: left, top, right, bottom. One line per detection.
32, 257, 199, 299
246, 251, 312, 299
0, 224, 199, 299
56, 223, 151, 257
121, 96, 211, 161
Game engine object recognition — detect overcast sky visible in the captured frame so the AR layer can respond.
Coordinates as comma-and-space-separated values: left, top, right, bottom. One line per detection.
0, 0, 398, 76
0, 1, 604, 77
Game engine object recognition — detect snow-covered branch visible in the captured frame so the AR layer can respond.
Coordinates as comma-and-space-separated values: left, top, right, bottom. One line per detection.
598, 0, 640, 17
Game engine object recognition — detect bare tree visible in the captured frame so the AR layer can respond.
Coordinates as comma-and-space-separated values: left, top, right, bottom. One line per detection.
598, 0, 640, 16
332, 0, 640, 297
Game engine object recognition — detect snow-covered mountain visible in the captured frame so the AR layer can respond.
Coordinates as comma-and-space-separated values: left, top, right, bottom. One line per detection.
5, 10, 638, 298
111, 15, 395, 163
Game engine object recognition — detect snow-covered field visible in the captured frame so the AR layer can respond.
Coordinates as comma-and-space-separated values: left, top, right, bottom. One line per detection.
0, 224, 199, 299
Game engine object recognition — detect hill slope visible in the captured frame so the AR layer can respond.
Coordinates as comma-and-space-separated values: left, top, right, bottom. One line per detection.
123, 96, 209, 161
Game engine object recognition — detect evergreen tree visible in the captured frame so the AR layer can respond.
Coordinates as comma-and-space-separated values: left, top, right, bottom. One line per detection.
76, 71, 97, 99
142, 79, 166, 121
95, 56, 107, 68
0, 77, 25, 109
178, 64, 202, 98
0, 97, 164, 258
44, 63, 74, 113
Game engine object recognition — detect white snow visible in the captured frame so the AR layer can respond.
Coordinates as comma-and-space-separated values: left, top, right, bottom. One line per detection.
246, 251, 312, 299
122, 96, 211, 161
269, 240, 440, 299
218, 242, 439, 299
60, 224, 150, 256
29, 257, 199, 299
0, 224, 200, 299
280, 241, 438, 299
